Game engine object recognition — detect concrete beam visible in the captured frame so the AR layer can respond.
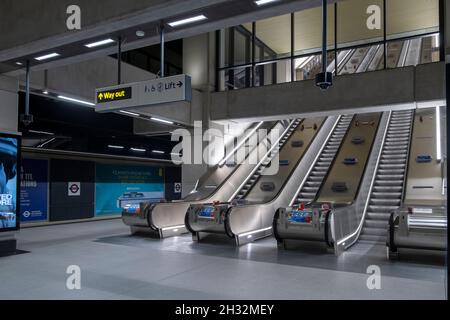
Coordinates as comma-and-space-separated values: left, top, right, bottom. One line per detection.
0, 0, 330, 72
0, 0, 229, 61
16, 56, 155, 102
210, 62, 446, 122
0, 75, 19, 133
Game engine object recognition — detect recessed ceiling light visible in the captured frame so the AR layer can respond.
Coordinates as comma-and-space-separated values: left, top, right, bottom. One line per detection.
42, 90, 49, 95
34, 53, 60, 61
58, 95, 95, 106
136, 30, 146, 37
108, 145, 125, 149
120, 110, 140, 117
168, 15, 207, 27
151, 117, 174, 125
15, 62, 23, 66
131, 148, 146, 152
85, 39, 115, 48
254, 0, 279, 6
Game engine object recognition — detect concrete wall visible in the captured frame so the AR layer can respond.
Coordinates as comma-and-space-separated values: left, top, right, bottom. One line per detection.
0, 76, 19, 133
210, 62, 446, 122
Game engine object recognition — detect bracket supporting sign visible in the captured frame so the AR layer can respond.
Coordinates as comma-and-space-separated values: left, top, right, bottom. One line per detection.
95, 74, 192, 113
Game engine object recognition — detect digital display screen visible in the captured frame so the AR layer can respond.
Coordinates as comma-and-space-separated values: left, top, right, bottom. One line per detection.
0, 134, 20, 232
198, 206, 215, 218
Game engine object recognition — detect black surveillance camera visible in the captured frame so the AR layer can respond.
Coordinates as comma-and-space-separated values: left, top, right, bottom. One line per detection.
315, 72, 333, 91
20, 114, 34, 126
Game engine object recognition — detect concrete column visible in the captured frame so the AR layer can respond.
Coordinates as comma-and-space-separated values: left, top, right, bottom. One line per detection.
0, 75, 19, 251
0, 76, 19, 133
181, 33, 217, 194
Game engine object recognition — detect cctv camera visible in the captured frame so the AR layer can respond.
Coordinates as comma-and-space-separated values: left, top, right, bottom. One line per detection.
315, 72, 333, 91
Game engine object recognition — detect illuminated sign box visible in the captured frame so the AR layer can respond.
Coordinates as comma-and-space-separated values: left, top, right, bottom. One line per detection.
95, 74, 192, 113
97, 87, 132, 104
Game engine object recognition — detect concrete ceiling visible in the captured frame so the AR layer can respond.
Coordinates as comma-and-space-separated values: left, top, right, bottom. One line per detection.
0, 0, 336, 75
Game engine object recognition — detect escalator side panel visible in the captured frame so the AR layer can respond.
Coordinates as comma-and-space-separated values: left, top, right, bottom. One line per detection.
317, 113, 382, 205
404, 108, 445, 206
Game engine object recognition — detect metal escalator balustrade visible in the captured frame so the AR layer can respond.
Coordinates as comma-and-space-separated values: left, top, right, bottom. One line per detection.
360, 110, 414, 243
232, 119, 302, 201
293, 115, 354, 206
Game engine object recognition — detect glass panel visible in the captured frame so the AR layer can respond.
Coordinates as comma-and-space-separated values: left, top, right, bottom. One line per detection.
219, 27, 252, 68
294, 5, 335, 55
294, 52, 334, 81
393, 34, 441, 67
337, 0, 383, 48
254, 14, 291, 62
387, 0, 439, 38
221, 66, 252, 91
337, 45, 384, 75
255, 59, 292, 86
234, 28, 251, 66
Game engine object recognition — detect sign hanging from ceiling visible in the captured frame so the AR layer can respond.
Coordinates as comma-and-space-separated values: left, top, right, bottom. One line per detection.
97, 87, 132, 104
95, 74, 192, 113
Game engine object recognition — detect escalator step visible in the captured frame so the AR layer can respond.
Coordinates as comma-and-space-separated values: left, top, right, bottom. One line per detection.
376, 174, 404, 179
377, 169, 405, 174
371, 192, 402, 198
370, 199, 401, 205
364, 220, 389, 229
366, 212, 392, 220
375, 180, 404, 186
362, 228, 387, 236
369, 205, 400, 212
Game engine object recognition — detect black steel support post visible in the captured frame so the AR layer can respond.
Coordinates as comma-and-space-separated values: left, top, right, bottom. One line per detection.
252, 21, 256, 87
383, 0, 387, 69
291, 13, 295, 82
439, 0, 445, 62
321, 0, 327, 74
160, 24, 165, 78
117, 36, 122, 85
316, 0, 332, 90
334, 2, 338, 76
20, 60, 33, 126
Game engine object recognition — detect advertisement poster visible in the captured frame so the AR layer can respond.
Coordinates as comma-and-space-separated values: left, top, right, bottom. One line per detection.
95, 164, 165, 216
20, 159, 48, 223
0, 136, 19, 231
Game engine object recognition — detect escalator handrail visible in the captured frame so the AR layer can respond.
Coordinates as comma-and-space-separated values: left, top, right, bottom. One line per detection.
400, 110, 415, 203
184, 120, 278, 202
227, 119, 300, 202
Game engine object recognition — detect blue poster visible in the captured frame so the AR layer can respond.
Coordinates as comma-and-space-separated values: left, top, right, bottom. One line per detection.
20, 159, 48, 222
0, 136, 19, 231
95, 164, 165, 216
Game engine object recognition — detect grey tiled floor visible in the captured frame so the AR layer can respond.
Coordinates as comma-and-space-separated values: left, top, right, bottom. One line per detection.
0, 219, 447, 300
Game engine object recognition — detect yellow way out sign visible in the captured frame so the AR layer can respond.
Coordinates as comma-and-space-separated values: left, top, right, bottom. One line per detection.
97, 87, 132, 104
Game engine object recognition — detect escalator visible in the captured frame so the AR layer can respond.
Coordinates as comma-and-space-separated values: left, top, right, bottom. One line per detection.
122, 120, 285, 238
186, 116, 335, 245
360, 110, 414, 243
293, 115, 354, 206
274, 112, 385, 251
387, 107, 447, 258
